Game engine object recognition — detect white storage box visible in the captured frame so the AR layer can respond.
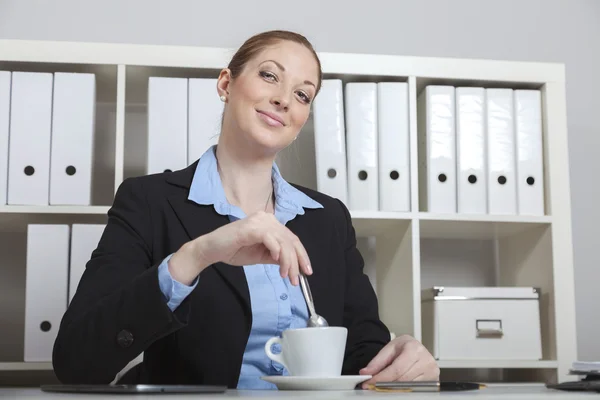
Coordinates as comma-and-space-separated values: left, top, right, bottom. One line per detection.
421, 286, 543, 360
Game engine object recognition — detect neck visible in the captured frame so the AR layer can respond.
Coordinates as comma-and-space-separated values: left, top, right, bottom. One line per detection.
215, 133, 275, 216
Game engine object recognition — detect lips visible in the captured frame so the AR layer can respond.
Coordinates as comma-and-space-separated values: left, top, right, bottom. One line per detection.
257, 110, 285, 127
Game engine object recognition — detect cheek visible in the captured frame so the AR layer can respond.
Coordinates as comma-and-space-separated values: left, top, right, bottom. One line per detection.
291, 106, 311, 129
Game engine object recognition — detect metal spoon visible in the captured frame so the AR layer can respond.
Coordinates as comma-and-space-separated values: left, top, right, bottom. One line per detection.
298, 272, 329, 328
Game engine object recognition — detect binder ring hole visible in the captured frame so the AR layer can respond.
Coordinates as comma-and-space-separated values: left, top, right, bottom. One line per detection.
468, 174, 477, 184
438, 173, 447, 183
327, 168, 337, 178
164, 169, 172, 173
527, 176, 535, 185
40, 321, 51, 332
498, 176, 507, 185
358, 170, 368, 181
390, 170, 399, 180
24, 166, 35, 176
66, 166, 76, 176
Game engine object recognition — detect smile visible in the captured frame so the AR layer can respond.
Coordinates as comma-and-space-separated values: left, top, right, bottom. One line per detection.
256, 110, 285, 127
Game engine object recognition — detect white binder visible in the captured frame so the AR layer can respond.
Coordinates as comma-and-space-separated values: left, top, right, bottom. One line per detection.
0, 71, 10, 205
345, 82, 378, 211
50, 72, 96, 205
312, 79, 348, 205
456, 87, 487, 214
417, 86, 456, 213
514, 90, 545, 216
486, 89, 517, 215
147, 77, 188, 175
377, 82, 410, 212
24, 224, 69, 362
69, 224, 106, 304
188, 78, 222, 164
8, 72, 53, 205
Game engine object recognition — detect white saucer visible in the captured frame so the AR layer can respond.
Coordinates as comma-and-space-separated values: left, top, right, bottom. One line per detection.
260, 375, 371, 390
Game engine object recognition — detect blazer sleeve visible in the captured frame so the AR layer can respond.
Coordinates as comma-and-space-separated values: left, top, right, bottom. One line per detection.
52, 177, 191, 384
338, 199, 391, 375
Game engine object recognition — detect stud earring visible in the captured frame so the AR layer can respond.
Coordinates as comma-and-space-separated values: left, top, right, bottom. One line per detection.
220, 95, 227, 102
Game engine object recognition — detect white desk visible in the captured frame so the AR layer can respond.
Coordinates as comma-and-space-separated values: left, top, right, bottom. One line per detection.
0, 384, 597, 399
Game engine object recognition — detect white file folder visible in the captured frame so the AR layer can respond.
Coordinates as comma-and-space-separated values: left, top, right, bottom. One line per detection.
188, 78, 222, 164
147, 77, 188, 175
514, 90, 545, 216
345, 82, 378, 211
486, 89, 517, 214
24, 224, 69, 362
456, 87, 487, 214
0, 71, 10, 205
377, 82, 410, 212
312, 79, 348, 205
8, 72, 53, 205
417, 86, 456, 213
69, 224, 105, 304
50, 72, 96, 205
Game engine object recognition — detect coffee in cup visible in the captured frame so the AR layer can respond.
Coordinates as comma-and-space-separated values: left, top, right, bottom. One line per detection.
264, 326, 348, 377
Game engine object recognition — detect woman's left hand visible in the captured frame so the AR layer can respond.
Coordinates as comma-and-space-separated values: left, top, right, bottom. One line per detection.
359, 334, 440, 389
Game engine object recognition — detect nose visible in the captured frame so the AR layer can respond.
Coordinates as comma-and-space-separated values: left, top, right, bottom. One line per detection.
271, 95, 289, 111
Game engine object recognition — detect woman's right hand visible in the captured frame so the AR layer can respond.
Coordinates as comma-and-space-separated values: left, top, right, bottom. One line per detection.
168, 211, 312, 286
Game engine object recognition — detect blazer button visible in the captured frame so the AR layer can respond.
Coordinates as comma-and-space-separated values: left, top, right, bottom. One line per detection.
116, 329, 134, 348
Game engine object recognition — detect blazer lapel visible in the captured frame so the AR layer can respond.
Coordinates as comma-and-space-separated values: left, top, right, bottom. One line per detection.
165, 164, 251, 315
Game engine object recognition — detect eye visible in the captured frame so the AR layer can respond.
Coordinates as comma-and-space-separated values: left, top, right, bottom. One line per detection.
296, 90, 312, 104
259, 70, 277, 81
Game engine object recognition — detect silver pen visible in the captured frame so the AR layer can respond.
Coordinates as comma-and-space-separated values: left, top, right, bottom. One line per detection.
369, 381, 486, 392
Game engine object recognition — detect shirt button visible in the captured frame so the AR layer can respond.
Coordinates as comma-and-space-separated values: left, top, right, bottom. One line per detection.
280, 293, 288, 300
271, 343, 282, 354
116, 329, 134, 348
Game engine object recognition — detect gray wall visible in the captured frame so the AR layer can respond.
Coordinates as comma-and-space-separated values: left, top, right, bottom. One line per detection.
1, 0, 599, 361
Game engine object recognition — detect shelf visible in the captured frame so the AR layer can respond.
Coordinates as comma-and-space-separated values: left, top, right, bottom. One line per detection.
437, 360, 559, 369
0, 205, 110, 215
350, 211, 413, 237
0, 206, 109, 232
0, 362, 52, 371
418, 213, 552, 239
0, 38, 576, 385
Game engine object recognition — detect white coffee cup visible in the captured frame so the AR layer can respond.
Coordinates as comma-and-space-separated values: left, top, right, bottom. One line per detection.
264, 326, 348, 377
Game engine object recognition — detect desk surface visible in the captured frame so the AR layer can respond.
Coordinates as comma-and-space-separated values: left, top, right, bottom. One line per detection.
1, 384, 598, 399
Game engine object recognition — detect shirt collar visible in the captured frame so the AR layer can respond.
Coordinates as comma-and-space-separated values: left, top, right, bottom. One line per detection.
188, 145, 323, 218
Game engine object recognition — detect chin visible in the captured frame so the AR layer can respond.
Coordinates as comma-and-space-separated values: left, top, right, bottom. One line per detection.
246, 128, 290, 154
241, 119, 291, 151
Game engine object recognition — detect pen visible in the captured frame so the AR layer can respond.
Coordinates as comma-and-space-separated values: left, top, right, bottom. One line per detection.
367, 381, 486, 392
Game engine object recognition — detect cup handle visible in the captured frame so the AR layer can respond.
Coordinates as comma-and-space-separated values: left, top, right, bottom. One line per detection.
265, 337, 286, 368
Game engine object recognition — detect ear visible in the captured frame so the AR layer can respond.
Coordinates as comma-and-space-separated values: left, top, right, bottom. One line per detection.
217, 68, 232, 98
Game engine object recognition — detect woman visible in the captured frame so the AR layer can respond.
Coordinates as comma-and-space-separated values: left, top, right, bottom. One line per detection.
52, 30, 439, 390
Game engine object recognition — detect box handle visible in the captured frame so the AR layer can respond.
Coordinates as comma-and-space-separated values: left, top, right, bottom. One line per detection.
476, 319, 503, 339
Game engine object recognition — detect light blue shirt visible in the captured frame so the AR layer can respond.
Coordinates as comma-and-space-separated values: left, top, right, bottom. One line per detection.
157, 145, 323, 389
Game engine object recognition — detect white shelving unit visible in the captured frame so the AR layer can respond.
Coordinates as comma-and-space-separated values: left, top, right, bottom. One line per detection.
0, 39, 576, 385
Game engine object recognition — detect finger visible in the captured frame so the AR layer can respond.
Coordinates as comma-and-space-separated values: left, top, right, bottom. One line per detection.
262, 233, 281, 263
361, 355, 418, 389
396, 358, 426, 381
359, 342, 398, 376
412, 362, 440, 382
278, 239, 292, 279
288, 245, 300, 286
290, 233, 312, 275
413, 373, 427, 381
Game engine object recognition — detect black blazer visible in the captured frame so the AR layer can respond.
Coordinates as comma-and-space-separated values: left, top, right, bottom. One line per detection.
52, 161, 391, 388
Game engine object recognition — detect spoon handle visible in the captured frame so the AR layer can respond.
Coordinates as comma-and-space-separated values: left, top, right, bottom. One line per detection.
299, 273, 316, 317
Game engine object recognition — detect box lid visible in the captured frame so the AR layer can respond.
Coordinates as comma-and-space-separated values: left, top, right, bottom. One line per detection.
422, 286, 540, 301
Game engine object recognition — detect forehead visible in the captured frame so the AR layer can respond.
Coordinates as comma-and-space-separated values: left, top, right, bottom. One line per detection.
250, 41, 319, 84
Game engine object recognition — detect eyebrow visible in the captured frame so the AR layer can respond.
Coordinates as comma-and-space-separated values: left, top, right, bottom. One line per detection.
261, 59, 316, 89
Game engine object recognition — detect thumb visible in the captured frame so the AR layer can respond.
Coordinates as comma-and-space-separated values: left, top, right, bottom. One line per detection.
359, 343, 397, 375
